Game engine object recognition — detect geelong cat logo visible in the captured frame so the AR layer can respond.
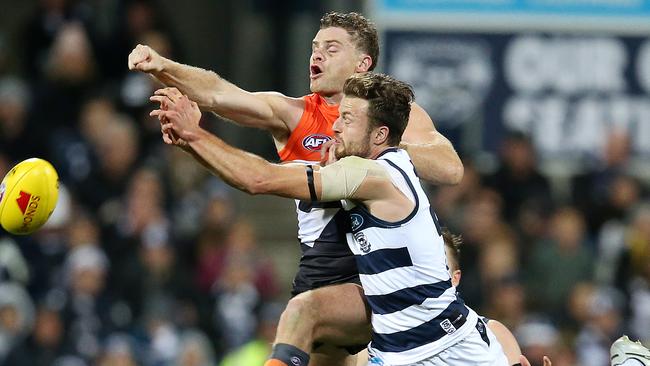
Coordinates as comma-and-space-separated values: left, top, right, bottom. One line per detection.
350, 214, 364, 231
302, 134, 331, 151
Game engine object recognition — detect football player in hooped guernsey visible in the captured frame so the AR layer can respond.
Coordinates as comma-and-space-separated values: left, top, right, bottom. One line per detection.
154, 73, 505, 366
132, 12, 463, 366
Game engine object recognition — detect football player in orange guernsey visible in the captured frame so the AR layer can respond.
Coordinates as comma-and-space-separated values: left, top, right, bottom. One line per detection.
131, 12, 463, 366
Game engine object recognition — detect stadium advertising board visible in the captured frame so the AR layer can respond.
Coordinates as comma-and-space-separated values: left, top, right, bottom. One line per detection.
373, 1, 650, 165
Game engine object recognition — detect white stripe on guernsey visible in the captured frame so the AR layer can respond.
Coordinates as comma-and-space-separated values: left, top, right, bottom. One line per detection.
294, 202, 339, 244
359, 266, 451, 296
376, 159, 417, 204
371, 286, 459, 334
372, 310, 479, 366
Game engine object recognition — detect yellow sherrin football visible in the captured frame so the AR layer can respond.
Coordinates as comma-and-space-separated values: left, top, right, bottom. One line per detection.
0, 158, 59, 235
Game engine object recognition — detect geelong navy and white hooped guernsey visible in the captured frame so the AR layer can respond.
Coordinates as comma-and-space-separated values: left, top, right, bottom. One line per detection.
343, 148, 479, 365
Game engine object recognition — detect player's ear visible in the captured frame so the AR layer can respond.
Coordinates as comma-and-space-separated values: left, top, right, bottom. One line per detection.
373, 126, 389, 145
451, 270, 461, 287
356, 54, 372, 72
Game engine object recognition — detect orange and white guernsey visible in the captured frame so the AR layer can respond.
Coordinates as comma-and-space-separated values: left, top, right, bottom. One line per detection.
279, 93, 359, 296
278, 93, 338, 162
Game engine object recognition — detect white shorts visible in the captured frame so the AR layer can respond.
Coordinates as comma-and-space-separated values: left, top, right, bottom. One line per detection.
368, 319, 509, 366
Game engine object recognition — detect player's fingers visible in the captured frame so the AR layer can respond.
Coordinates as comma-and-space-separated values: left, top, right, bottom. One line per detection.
319, 140, 335, 166
132, 56, 150, 70
131, 45, 150, 66
169, 89, 183, 101
150, 96, 175, 111
543, 356, 552, 366
149, 109, 164, 118
161, 131, 173, 145
151, 110, 176, 121
327, 141, 337, 165
519, 355, 531, 366
149, 95, 164, 104
320, 140, 334, 159
150, 95, 171, 106
153, 88, 182, 103
154, 87, 173, 96
128, 48, 140, 69
161, 122, 176, 133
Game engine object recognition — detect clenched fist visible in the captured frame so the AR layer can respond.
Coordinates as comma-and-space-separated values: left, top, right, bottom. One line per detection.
128, 44, 164, 73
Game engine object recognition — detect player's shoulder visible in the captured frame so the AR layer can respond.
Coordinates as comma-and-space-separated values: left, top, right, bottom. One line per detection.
257, 92, 307, 133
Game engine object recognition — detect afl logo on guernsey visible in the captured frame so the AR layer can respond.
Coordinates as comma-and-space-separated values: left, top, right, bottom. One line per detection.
302, 134, 332, 152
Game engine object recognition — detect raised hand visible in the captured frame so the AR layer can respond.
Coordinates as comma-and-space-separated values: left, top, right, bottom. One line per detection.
150, 93, 202, 143
319, 139, 338, 166
128, 44, 164, 73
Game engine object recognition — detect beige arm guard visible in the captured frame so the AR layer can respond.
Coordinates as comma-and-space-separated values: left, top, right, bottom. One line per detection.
320, 156, 391, 201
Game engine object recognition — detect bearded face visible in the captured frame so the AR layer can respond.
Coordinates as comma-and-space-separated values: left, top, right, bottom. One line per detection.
332, 96, 374, 160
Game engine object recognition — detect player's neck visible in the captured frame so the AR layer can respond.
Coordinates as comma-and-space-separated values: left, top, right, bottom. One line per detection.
368, 145, 397, 160
319, 92, 344, 105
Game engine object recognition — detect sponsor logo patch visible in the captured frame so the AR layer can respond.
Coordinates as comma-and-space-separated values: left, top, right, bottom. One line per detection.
15, 191, 41, 233
0, 183, 5, 203
440, 318, 457, 335
16, 191, 31, 214
302, 134, 331, 152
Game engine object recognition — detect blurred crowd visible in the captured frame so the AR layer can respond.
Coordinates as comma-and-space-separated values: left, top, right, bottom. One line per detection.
0, 1, 649, 366
431, 131, 650, 366
0, 0, 284, 365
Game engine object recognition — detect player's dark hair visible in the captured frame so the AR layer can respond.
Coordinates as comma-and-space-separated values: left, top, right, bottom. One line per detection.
343, 73, 414, 146
442, 227, 463, 271
320, 12, 379, 71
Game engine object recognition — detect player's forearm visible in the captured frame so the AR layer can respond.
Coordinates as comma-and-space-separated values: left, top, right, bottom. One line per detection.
402, 141, 464, 185
153, 58, 228, 109
155, 60, 278, 128
187, 129, 278, 195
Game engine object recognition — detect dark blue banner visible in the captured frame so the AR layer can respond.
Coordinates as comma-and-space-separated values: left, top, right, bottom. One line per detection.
384, 31, 650, 161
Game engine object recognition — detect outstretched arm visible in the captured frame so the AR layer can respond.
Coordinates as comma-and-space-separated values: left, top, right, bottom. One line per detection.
153, 95, 402, 210
153, 95, 314, 199
129, 45, 303, 138
401, 103, 464, 185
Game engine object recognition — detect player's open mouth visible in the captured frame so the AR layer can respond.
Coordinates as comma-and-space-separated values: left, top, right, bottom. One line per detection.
310, 65, 323, 79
